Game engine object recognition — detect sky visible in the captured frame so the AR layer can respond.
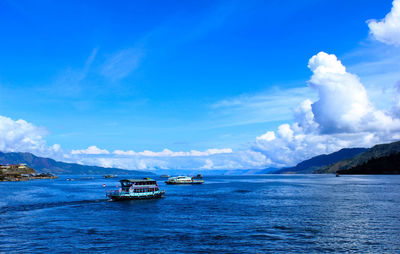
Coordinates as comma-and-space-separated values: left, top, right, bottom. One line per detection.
0, 0, 400, 172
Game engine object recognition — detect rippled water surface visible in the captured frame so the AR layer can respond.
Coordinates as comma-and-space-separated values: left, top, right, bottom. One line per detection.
1, 175, 400, 253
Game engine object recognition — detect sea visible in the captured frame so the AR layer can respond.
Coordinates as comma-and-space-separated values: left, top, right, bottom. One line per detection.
0, 174, 399, 253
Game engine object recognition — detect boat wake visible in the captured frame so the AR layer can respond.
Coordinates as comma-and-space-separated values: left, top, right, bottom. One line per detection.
0, 199, 108, 214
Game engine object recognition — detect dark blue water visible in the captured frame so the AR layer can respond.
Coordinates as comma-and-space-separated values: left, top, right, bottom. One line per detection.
1, 175, 400, 253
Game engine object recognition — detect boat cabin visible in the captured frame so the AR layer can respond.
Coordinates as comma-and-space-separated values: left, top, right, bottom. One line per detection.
120, 179, 159, 193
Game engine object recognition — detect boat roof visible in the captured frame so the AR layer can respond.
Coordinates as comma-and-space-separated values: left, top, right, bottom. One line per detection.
120, 178, 155, 183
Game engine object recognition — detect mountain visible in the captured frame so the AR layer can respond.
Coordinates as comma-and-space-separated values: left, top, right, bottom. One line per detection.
262, 148, 367, 174
337, 152, 400, 174
254, 167, 280, 174
0, 151, 152, 175
314, 141, 400, 174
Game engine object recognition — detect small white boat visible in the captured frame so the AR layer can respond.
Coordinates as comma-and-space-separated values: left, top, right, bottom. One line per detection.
165, 176, 204, 185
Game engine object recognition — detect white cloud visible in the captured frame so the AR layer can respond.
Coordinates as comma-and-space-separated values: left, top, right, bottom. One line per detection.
368, 0, 400, 46
66, 147, 266, 171
112, 148, 232, 157
253, 52, 400, 167
293, 99, 319, 133
0, 115, 61, 157
0, 114, 256, 171
61, 147, 238, 171
200, 159, 214, 169
71, 146, 110, 155
277, 124, 294, 141
308, 52, 376, 133
210, 86, 316, 128
256, 131, 276, 141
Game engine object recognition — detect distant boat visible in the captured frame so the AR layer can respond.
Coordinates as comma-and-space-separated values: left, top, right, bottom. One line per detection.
165, 176, 204, 185
106, 178, 165, 200
160, 175, 170, 178
336, 172, 340, 177
104, 174, 117, 178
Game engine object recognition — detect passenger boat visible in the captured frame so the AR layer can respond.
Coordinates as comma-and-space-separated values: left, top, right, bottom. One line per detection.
165, 176, 204, 185
106, 178, 165, 200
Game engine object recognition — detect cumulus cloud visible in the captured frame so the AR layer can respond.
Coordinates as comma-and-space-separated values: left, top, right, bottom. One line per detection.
112, 148, 232, 157
309, 52, 375, 133
368, 0, 400, 46
253, 52, 400, 167
256, 131, 276, 141
71, 146, 110, 155
0, 115, 61, 157
0, 113, 261, 171
69, 149, 265, 171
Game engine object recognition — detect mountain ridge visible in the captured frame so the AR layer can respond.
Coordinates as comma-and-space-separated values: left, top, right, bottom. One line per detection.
314, 141, 400, 174
0, 151, 151, 175
261, 148, 367, 174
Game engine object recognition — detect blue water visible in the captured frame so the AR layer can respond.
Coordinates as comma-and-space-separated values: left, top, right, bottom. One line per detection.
1, 175, 400, 253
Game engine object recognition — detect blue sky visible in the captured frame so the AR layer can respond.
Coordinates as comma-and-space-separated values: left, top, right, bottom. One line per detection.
1, 0, 399, 171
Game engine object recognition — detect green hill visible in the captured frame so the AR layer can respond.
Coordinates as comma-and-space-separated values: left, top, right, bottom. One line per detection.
337, 152, 400, 174
262, 148, 367, 174
314, 141, 400, 174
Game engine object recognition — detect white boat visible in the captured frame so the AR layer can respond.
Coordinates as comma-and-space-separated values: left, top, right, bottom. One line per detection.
165, 176, 204, 185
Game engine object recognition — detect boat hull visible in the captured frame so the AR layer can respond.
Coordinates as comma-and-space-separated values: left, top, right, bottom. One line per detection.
165, 180, 204, 185
108, 191, 165, 201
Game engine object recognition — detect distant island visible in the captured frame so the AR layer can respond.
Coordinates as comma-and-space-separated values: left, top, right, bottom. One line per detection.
0, 151, 152, 175
0, 163, 57, 181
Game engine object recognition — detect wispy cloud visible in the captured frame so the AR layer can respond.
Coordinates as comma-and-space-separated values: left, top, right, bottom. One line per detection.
45, 47, 99, 97
209, 86, 316, 128
101, 47, 145, 81
96, 0, 238, 83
